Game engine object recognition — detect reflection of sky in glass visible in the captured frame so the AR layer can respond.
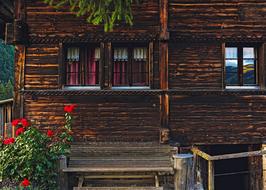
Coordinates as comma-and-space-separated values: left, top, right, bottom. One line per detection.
243, 48, 255, 58
226, 60, 238, 67
226, 47, 237, 58
243, 60, 254, 66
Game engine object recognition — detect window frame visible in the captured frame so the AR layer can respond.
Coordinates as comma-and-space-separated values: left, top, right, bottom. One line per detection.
59, 42, 154, 90
62, 43, 101, 88
111, 43, 150, 88
224, 44, 260, 88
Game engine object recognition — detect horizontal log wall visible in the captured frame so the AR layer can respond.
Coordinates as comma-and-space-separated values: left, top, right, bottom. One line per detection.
24, 96, 160, 142
169, 0, 266, 38
169, 95, 266, 144
25, 44, 59, 89
169, 42, 223, 89
26, 0, 159, 37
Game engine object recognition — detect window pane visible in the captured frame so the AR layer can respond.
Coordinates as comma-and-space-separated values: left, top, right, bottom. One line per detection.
85, 47, 100, 85
113, 48, 128, 86
243, 48, 255, 59
132, 47, 148, 86
66, 47, 80, 85
226, 47, 237, 59
225, 60, 238, 85
243, 59, 255, 85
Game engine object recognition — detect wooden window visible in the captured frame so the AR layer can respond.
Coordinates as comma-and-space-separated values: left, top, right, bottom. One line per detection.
65, 45, 100, 86
112, 45, 149, 86
225, 46, 257, 86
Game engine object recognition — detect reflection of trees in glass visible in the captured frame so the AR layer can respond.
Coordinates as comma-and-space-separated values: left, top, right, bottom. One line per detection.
0, 40, 14, 100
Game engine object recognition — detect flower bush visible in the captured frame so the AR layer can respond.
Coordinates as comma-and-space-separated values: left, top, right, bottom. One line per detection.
0, 104, 76, 189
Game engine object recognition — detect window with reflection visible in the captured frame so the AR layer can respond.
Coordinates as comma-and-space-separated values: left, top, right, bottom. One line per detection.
225, 46, 257, 86
65, 45, 100, 86
112, 46, 149, 86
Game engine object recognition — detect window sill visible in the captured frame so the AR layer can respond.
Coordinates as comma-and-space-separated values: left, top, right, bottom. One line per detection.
225, 86, 260, 91
111, 86, 150, 90
63, 86, 101, 90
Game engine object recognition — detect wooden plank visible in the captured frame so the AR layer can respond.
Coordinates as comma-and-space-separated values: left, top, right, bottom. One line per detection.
14, 45, 25, 118
159, 0, 169, 40
208, 160, 214, 190
58, 42, 64, 88
211, 150, 266, 161
63, 166, 173, 173
191, 147, 212, 161
81, 175, 154, 179
73, 187, 163, 190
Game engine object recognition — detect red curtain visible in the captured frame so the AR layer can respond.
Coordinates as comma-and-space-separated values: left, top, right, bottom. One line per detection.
113, 61, 126, 85
85, 49, 97, 85
67, 61, 79, 85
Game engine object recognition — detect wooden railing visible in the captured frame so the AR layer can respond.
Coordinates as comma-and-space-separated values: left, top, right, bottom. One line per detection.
0, 98, 13, 138
192, 147, 266, 190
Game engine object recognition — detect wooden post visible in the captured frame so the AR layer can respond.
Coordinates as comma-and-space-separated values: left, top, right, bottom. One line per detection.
104, 42, 112, 89
59, 155, 68, 190
262, 144, 266, 190
159, 0, 170, 143
13, 0, 26, 119
259, 43, 266, 90
208, 160, 214, 190
173, 154, 194, 190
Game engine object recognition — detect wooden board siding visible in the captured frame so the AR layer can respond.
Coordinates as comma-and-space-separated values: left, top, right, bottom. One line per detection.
25, 0, 159, 38
169, 42, 223, 89
24, 96, 160, 142
25, 44, 59, 89
169, 0, 266, 39
169, 95, 266, 145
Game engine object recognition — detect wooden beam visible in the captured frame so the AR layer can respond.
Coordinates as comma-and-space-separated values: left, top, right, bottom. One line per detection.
100, 42, 105, 89
191, 147, 212, 161
104, 42, 112, 89
58, 43, 65, 88
159, 0, 169, 41
211, 150, 266, 161
208, 161, 214, 190
13, 45, 25, 118
259, 43, 266, 90
192, 147, 266, 161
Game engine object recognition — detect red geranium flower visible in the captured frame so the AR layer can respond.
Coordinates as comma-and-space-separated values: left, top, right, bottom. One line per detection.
12, 119, 20, 126
16, 127, 25, 136
47, 129, 54, 137
64, 104, 77, 113
20, 118, 29, 128
20, 178, 30, 187
3, 137, 15, 145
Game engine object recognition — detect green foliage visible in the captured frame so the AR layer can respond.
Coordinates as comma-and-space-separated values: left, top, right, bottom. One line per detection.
0, 80, 13, 100
0, 40, 14, 100
0, 128, 58, 189
0, 111, 75, 189
43, 0, 140, 31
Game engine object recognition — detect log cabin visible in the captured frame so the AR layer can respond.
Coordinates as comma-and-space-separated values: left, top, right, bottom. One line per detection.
6, 0, 266, 189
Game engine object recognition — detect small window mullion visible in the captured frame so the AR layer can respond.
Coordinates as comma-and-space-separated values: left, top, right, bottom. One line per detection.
128, 47, 133, 86
238, 47, 243, 86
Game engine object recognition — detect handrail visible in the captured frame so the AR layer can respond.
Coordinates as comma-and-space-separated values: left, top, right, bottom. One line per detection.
191, 147, 266, 161
0, 98, 13, 105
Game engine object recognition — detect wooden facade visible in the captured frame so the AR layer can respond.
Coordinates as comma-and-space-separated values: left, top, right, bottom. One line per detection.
10, 0, 266, 189
0, 98, 13, 138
